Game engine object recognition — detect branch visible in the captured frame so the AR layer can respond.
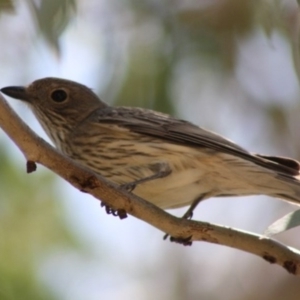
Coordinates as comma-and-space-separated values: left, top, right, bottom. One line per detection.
0, 94, 300, 275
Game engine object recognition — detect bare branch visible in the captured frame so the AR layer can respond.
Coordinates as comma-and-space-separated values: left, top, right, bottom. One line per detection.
0, 93, 300, 275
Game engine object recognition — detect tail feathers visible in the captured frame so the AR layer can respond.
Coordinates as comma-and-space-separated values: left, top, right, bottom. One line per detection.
255, 154, 300, 205
256, 154, 300, 175
274, 175, 300, 205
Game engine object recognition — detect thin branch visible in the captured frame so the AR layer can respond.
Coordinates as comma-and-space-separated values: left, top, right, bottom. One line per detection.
0, 94, 300, 275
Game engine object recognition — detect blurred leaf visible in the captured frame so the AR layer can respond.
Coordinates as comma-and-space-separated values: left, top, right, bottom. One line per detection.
115, 39, 175, 114
267, 105, 289, 133
179, 0, 256, 34
264, 209, 300, 236
30, 0, 76, 54
177, 0, 257, 69
257, 1, 280, 37
0, 0, 13, 12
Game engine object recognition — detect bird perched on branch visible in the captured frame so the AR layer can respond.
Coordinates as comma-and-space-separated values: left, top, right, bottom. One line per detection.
2, 78, 300, 219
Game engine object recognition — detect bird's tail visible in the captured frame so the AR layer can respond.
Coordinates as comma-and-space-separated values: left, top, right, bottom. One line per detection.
256, 154, 300, 205
268, 175, 300, 205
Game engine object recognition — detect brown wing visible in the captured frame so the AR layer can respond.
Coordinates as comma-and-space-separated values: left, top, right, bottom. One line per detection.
95, 106, 300, 177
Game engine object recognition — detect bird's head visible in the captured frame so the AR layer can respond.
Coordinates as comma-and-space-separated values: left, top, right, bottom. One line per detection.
1, 77, 107, 143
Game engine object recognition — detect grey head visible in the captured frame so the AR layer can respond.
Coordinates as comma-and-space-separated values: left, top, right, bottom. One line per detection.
1, 77, 107, 144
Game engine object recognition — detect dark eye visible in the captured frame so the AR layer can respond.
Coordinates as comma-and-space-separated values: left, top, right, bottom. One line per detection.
51, 89, 68, 102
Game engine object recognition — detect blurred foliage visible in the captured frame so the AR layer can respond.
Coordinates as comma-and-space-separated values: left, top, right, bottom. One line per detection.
0, 0, 76, 53
111, 0, 300, 117
178, 0, 257, 69
0, 145, 82, 300
0, 0, 13, 11
114, 35, 175, 114
113, 0, 259, 112
29, 0, 76, 53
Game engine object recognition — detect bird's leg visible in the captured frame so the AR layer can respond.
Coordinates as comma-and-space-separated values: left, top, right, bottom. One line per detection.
163, 194, 208, 244
181, 194, 207, 219
101, 162, 171, 219
120, 162, 171, 192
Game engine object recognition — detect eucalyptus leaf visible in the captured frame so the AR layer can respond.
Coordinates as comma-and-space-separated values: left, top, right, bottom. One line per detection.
264, 209, 300, 236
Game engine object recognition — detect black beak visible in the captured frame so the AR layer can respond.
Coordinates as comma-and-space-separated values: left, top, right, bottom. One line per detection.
1, 86, 28, 102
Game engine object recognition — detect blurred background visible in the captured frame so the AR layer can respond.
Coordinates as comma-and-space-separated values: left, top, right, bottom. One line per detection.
1, 0, 300, 299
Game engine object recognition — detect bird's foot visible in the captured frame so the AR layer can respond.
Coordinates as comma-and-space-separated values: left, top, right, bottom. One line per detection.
169, 235, 193, 246
100, 202, 127, 219
163, 194, 207, 241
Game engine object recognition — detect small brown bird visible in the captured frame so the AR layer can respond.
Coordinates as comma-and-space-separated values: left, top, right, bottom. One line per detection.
2, 77, 300, 216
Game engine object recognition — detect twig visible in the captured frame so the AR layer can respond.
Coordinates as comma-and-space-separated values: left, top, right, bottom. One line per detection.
0, 93, 300, 275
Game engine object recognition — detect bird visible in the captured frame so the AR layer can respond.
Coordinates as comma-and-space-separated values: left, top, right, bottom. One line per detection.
2, 77, 300, 218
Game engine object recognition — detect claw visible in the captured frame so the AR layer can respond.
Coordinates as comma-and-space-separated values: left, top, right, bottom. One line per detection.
163, 233, 193, 246
100, 202, 128, 219
170, 236, 193, 246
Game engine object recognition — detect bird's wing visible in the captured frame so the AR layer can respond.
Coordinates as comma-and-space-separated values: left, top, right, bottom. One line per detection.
95, 106, 300, 177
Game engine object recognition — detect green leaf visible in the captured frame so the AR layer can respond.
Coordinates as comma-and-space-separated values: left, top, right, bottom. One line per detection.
264, 209, 300, 236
